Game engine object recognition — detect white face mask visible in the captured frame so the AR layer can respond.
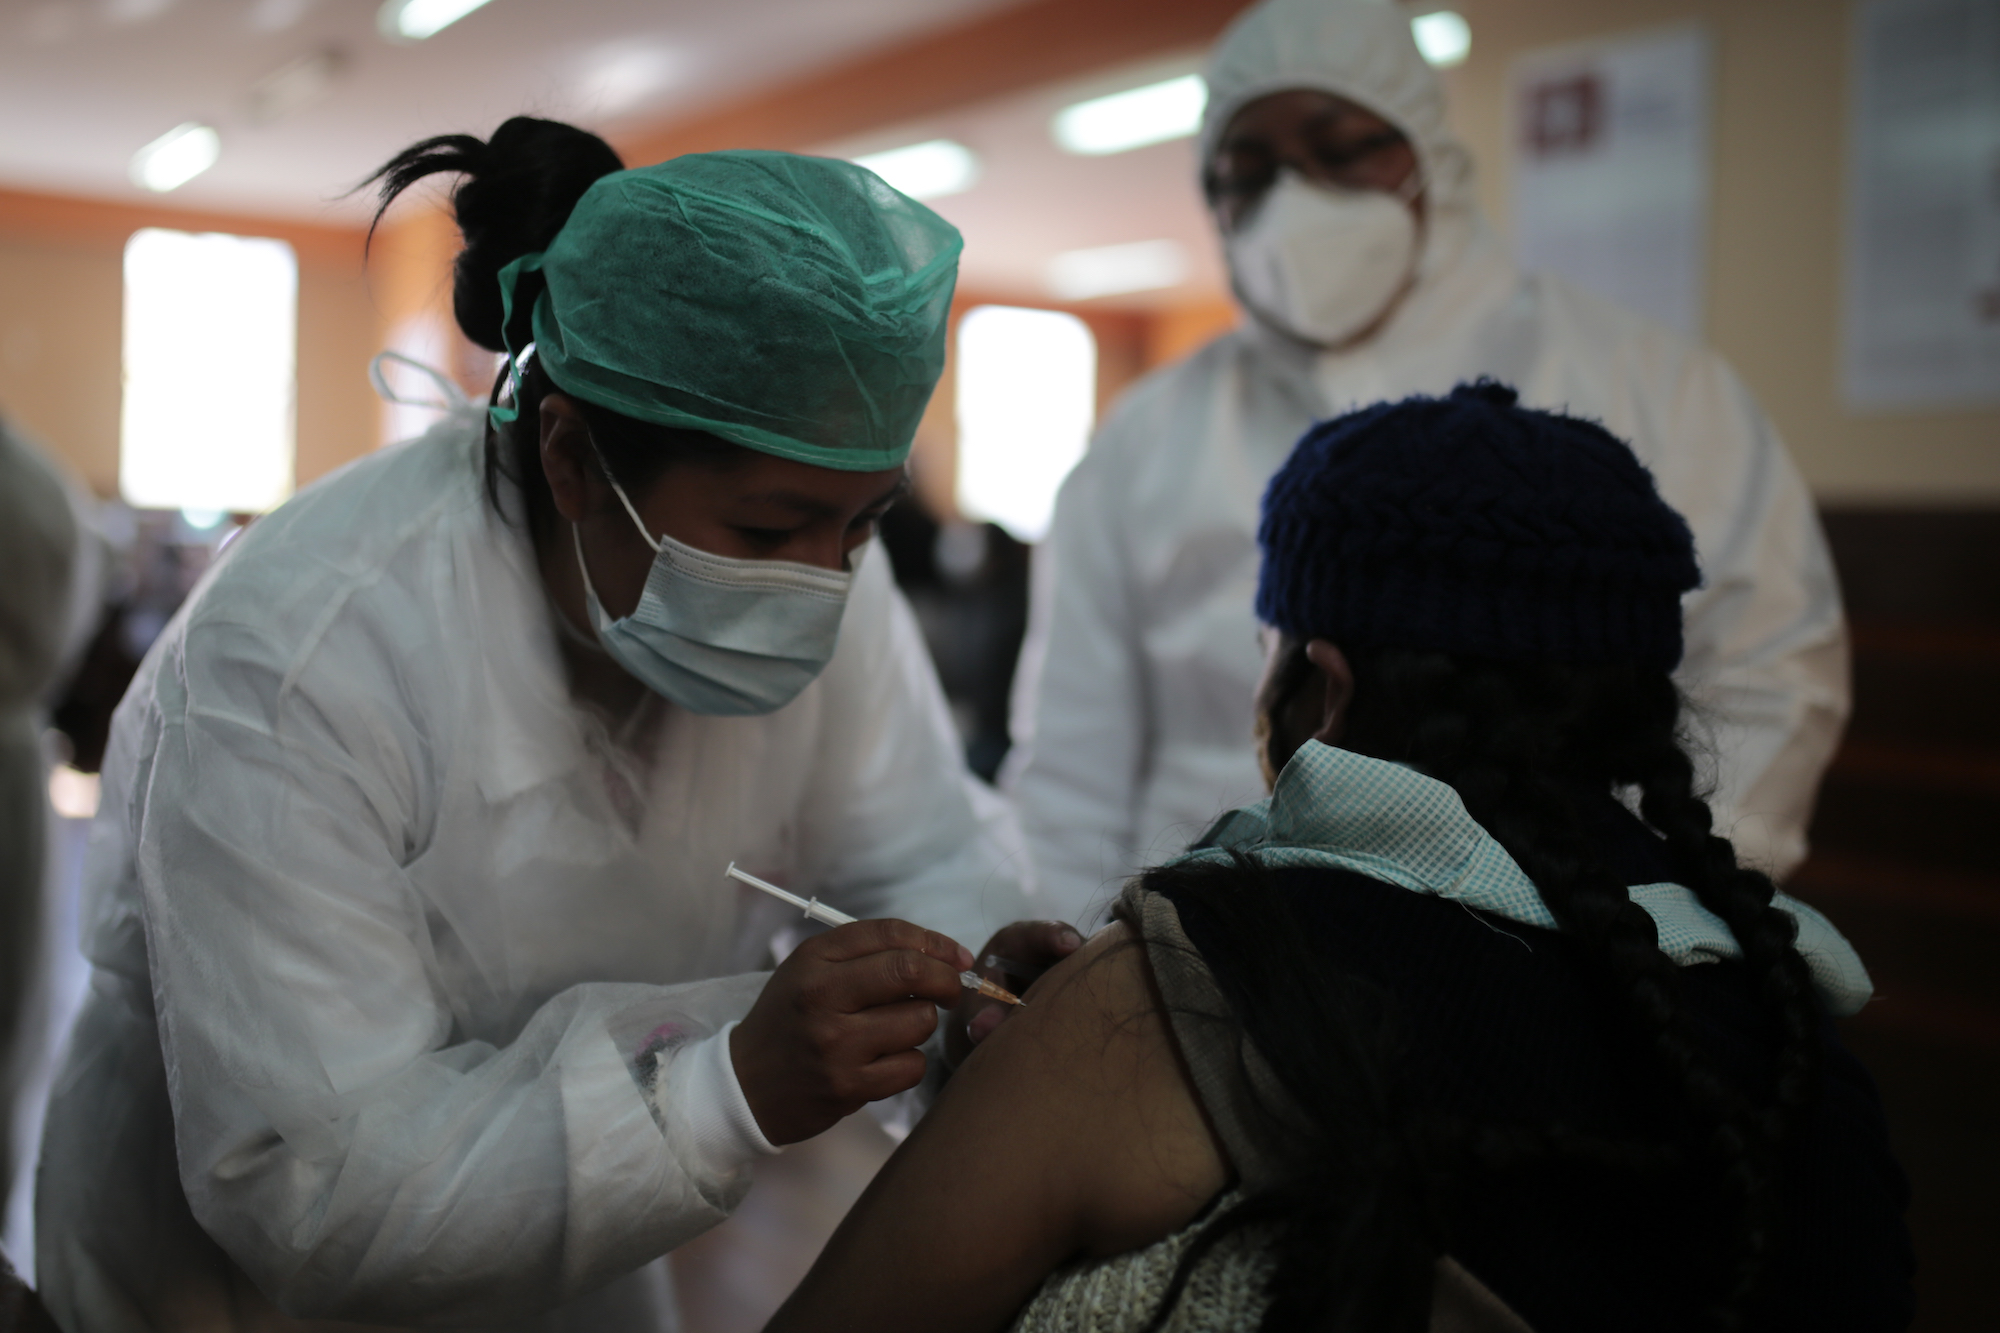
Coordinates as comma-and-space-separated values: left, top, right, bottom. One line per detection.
573, 473, 856, 716
1225, 171, 1422, 348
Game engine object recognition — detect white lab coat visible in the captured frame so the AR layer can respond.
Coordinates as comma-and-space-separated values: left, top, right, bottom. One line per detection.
1006, 219, 1849, 924
35, 411, 1030, 1332
1004, 0, 1848, 925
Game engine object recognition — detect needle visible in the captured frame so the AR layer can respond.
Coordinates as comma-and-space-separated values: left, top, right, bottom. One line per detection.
725, 863, 1026, 1006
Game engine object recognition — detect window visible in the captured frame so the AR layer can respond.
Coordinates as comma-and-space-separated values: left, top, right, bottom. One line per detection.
953, 305, 1096, 543
121, 228, 297, 516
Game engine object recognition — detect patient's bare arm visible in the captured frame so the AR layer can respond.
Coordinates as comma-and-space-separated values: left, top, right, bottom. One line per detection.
765, 922, 1228, 1333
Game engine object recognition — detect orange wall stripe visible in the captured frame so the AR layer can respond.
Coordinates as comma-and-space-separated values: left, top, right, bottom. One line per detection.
0, 186, 365, 267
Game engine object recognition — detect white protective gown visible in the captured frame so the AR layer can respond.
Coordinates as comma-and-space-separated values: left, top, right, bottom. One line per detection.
1004, 0, 1849, 925
36, 409, 1031, 1332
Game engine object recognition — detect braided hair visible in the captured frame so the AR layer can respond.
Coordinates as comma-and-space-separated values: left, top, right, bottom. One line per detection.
1154, 643, 1823, 1330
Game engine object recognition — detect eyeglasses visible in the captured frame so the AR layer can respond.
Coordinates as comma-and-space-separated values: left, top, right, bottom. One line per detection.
1205, 127, 1411, 207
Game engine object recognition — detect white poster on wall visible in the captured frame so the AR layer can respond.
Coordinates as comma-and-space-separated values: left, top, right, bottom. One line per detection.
1509, 25, 1714, 338
1844, 0, 2000, 410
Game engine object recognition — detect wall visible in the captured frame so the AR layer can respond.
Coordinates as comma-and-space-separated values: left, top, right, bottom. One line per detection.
0, 188, 379, 500
1435, 0, 1999, 504
0, 237, 123, 497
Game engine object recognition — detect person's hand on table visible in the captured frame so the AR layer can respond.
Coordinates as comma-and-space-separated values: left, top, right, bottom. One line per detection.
946, 919, 1084, 1069
731, 919, 971, 1146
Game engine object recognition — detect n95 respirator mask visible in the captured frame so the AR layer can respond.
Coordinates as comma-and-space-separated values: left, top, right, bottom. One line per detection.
1226, 171, 1422, 348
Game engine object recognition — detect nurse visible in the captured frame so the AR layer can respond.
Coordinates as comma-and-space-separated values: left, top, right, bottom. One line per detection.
36, 118, 1051, 1332
1006, 0, 1850, 923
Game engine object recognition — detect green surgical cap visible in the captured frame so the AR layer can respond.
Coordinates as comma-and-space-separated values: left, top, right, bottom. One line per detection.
493, 150, 963, 471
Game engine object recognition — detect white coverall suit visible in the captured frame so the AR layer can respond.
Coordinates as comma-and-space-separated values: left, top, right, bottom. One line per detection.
1005, 0, 1849, 926
36, 411, 1031, 1332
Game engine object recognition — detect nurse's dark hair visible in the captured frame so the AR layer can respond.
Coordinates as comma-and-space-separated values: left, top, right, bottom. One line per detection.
1132, 650, 1823, 1332
363, 116, 737, 532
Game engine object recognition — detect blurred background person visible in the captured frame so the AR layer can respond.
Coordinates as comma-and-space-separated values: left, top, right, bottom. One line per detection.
1005, 0, 1849, 925
0, 415, 82, 1251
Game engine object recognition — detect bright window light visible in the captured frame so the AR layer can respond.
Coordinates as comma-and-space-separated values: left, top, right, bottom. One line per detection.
378, 0, 494, 43
129, 123, 220, 193
955, 306, 1095, 543
1047, 239, 1189, 301
121, 229, 296, 514
1053, 74, 1206, 156
1411, 11, 1472, 68
853, 140, 980, 201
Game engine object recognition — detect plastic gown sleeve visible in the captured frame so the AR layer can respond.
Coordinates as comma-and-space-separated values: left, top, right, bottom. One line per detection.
133, 615, 768, 1324
1648, 352, 1849, 879
1002, 434, 1148, 926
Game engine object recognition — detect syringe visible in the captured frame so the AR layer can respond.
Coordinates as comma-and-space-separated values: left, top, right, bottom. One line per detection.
725, 862, 1026, 1007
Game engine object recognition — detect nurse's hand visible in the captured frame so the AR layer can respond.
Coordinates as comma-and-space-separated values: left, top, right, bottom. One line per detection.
946, 920, 1084, 1069
731, 919, 973, 1146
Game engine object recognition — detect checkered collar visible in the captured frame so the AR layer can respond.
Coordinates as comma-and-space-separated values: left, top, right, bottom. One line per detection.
1180, 742, 1872, 1016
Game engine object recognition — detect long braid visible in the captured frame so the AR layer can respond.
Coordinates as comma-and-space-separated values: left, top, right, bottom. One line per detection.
1620, 675, 1825, 1311
1338, 648, 1821, 1327
1129, 647, 1825, 1330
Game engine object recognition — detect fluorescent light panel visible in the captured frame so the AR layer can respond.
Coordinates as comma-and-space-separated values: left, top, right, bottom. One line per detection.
129, 123, 220, 192
379, 0, 495, 43
853, 140, 979, 201
1411, 11, 1472, 68
1053, 74, 1206, 156
1046, 240, 1189, 301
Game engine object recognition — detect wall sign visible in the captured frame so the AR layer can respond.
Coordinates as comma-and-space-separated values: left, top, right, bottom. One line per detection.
1844, 0, 2000, 410
1510, 25, 1714, 338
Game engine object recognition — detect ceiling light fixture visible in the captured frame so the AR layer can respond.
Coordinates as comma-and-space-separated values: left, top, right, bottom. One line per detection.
852, 140, 979, 201
378, 0, 495, 43
1046, 240, 1189, 300
1411, 11, 1472, 68
1053, 74, 1206, 156
129, 123, 221, 192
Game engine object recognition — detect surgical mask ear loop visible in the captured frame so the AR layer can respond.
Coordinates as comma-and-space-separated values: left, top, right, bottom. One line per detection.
567, 442, 660, 635
581, 436, 665, 555
368, 350, 469, 410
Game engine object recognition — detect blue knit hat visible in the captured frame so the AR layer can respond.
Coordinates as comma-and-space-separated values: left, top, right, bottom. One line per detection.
1255, 381, 1701, 668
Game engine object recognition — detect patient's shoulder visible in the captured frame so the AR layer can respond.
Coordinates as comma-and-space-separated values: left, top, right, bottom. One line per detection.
951, 921, 1230, 1259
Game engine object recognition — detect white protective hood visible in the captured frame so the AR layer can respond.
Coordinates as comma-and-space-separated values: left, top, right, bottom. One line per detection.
1201, 0, 1479, 289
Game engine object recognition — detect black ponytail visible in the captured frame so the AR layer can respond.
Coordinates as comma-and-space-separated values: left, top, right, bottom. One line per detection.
362, 118, 738, 533
365, 117, 623, 352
